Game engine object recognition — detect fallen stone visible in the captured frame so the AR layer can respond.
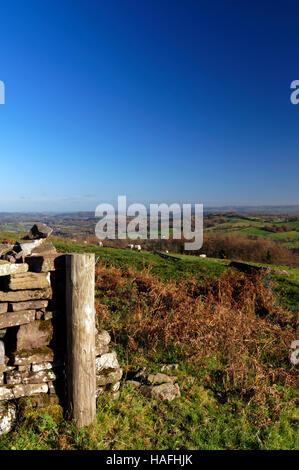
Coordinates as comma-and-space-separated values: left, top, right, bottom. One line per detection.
0, 260, 29, 277
95, 351, 119, 374
161, 364, 179, 372
0, 402, 17, 435
16, 320, 53, 350
146, 373, 177, 385
6, 272, 50, 291
29, 223, 53, 239
8, 300, 48, 312
0, 310, 35, 329
139, 383, 181, 402
0, 287, 52, 302
0, 303, 8, 314
96, 368, 122, 386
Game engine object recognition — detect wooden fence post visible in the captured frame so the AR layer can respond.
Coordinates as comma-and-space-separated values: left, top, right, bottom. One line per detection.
66, 253, 96, 428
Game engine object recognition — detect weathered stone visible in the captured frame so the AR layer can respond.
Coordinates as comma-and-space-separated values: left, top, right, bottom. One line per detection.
0, 303, 8, 314
0, 287, 52, 302
146, 373, 177, 385
1, 251, 17, 263
12, 348, 54, 366
139, 383, 181, 402
0, 329, 6, 339
0, 364, 14, 374
31, 242, 56, 255
29, 223, 53, 239
16, 320, 53, 350
0, 260, 29, 277
0, 386, 14, 400
22, 369, 56, 384
0, 340, 4, 365
43, 311, 62, 321
9, 300, 48, 312
6, 272, 50, 291
95, 344, 109, 356
12, 383, 48, 398
0, 374, 3, 385
161, 364, 179, 372
5, 370, 22, 385
14, 239, 44, 256
25, 254, 65, 273
96, 329, 111, 346
31, 360, 64, 372
96, 368, 122, 386
109, 381, 121, 392
0, 402, 17, 435
0, 310, 35, 329
95, 351, 119, 374
96, 386, 106, 398
0, 244, 13, 256
17, 365, 30, 372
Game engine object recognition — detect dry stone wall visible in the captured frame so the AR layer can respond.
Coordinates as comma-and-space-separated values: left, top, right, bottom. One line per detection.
0, 224, 122, 435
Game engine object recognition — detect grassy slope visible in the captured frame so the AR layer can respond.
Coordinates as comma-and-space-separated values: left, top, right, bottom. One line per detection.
53, 240, 299, 313
0, 238, 298, 450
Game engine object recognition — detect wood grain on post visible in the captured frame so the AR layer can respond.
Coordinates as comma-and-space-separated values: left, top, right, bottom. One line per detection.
66, 253, 96, 428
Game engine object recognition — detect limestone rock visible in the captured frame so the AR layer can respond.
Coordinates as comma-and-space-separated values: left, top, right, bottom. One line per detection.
0, 402, 17, 435
0, 244, 14, 256
16, 320, 53, 350
96, 329, 111, 346
0, 260, 29, 277
30, 242, 56, 255
96, 368, 122, 386
0, 303, 8, 314
12, 383, 48, 398
12, 348, 54, 366
0, 309, 35, 329
25, 254, 65, 273
0, 329, 6, 339
22, 369, 56, 385
6, 272, 50, 291
146, 373, 177, 385
0, 287, 52, 302
95, 351, 119, 374
14, 239, 44, 256
29, 223, 53, 239
139, 383, 181, 401
161, 364, 179, 372
0, 386, 14, 400
8, 300, 48, 312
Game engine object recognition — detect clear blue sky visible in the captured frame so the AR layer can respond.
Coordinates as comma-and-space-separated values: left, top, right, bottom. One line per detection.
0, 0, 299, 211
